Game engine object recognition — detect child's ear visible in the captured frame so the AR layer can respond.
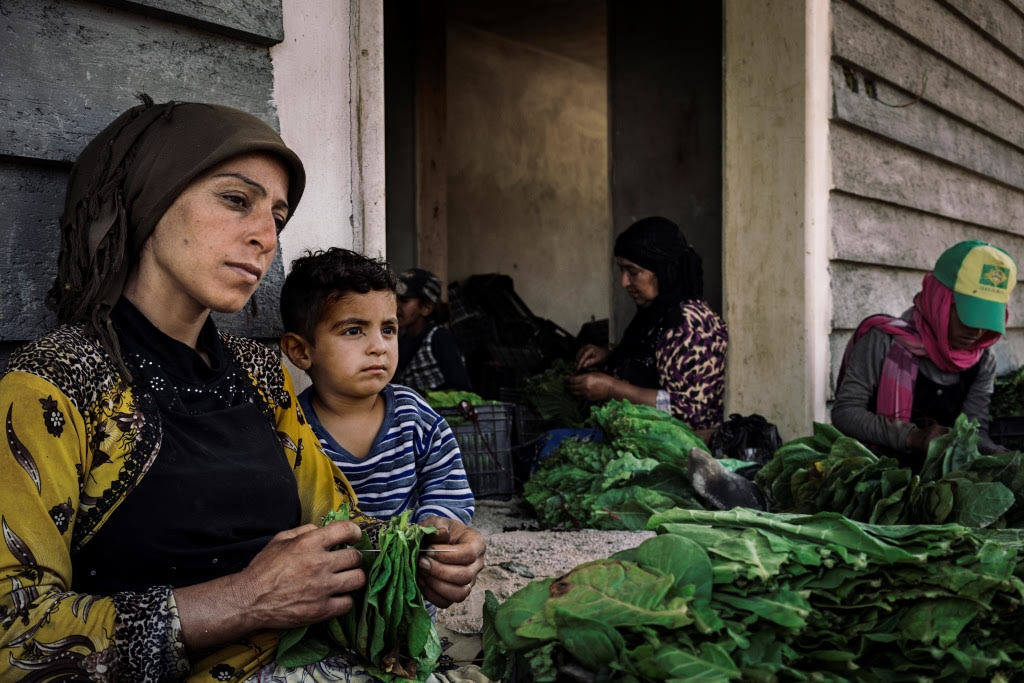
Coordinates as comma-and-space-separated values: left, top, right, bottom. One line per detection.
280, 332, 313, 370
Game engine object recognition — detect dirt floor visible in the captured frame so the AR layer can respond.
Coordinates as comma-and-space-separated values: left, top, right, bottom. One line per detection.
435, 497, 655, 669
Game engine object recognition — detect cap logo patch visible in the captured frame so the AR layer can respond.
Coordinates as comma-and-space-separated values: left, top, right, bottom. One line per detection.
980, 264, 1011, 289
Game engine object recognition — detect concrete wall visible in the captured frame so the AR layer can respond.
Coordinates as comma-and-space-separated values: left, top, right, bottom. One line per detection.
723, 0, 831, 441
446, 22, 611, 336
273, 0, 386, 268
608, 1, 723, 338
829, 0, 1024, 385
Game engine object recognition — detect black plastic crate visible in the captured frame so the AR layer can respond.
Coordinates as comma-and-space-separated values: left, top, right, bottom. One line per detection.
991, 416, 1024, 451
439, 403, 515, 499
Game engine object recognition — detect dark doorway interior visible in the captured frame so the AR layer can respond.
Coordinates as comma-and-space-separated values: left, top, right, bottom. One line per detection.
609, 1, 724, 335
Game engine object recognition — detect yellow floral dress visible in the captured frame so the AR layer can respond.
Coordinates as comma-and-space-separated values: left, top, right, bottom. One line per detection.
0, 324, 368, 681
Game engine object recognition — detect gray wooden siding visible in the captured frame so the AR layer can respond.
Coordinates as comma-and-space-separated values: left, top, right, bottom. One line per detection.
1, 0, 286, 369
828, 0, 1024, 394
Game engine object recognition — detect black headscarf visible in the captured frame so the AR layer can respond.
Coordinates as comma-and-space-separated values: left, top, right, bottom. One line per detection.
606, 216, 704, 388
47, 95, 306, 380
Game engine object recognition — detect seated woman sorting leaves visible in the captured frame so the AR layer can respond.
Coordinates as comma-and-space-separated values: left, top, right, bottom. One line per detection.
567, 216, 727, 437
832, 240, 1017, 470
0, 98, 484, 681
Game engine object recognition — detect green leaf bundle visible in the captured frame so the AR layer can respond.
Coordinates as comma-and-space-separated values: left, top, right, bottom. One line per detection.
484, 508, 1024, 682
522, 399, 710, 530
756, 415, 1024, 528
522, 359, 589, 428
276, 506, 441, 681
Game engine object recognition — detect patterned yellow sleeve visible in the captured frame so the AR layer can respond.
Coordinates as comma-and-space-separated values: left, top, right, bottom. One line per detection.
0, 370, 188, 681
275, 364, 374, 528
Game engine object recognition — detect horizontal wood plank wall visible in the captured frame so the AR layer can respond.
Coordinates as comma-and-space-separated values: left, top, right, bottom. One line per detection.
1, 0, 285, 369
828, 0, 1024, 395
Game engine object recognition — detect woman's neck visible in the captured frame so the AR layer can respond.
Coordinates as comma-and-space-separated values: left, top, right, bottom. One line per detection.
122, 286, 210, 350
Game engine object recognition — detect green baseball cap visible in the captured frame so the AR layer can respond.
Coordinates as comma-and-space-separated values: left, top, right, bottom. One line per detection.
933, 240, 1018, 333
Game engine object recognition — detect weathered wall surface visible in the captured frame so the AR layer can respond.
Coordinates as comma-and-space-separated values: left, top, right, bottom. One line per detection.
0, 0, 286, 366
724, 0, 832, 440
608, 1, 723, 338
829, 0, 1024, 387
446, 22, 611, 336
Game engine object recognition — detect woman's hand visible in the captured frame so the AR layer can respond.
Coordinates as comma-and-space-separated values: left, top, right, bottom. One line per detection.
566, 371, 616, 402
416, 516, 486, 608
906, 424, 948, 453
575, 344, 610, 370
175, 520, 366, 650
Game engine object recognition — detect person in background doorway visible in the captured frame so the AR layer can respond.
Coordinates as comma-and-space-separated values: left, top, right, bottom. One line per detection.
568, 216, 728, 438
394, 268, 473, 394
832, 240, 1017, 469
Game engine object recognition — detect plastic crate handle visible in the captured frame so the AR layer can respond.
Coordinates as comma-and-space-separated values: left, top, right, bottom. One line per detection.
457, 400, 509, 474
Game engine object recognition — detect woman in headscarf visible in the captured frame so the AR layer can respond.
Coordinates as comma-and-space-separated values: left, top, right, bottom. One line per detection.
0, 97, 484, 681
567, 216, 728, 435
832, 240, 1017, 469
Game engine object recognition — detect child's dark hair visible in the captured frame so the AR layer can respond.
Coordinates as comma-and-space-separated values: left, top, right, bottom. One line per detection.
281, 247, 397, 340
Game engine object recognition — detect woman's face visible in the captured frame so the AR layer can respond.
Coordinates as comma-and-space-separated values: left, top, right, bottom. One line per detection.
948, 305, 987, 350
126, 153, 289, 319
616, 257, 659, 308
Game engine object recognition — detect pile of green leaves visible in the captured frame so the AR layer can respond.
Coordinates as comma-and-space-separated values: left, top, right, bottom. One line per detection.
523, 400, 726, 530
522, 359, 589, 428
277, 506, 441, 681
992, 366, 1024, 418
755, 415, 1024, 528
423, 390, 496, 410
483, 508, 1024, 681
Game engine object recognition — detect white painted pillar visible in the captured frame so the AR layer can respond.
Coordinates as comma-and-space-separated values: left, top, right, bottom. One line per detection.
271, 0, 386, 270
270, 0, 386, 391
723, 0, 831, 439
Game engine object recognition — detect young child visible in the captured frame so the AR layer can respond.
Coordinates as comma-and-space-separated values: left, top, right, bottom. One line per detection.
279, 248, 475, 525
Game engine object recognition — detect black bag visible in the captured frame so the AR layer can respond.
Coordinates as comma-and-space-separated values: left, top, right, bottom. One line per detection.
708, 413, 783, 466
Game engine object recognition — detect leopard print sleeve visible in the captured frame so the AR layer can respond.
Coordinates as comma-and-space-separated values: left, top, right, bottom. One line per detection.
655, 300, 728, 430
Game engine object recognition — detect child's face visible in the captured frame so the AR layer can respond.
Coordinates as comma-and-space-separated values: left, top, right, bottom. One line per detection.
306, 289, 399, 400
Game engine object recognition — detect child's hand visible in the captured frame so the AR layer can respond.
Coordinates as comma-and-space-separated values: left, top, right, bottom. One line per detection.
415, 516, 486, 608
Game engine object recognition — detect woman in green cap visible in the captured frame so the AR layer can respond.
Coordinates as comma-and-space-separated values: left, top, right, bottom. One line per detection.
832, 240, 1017, 469
0, 97, 484, 681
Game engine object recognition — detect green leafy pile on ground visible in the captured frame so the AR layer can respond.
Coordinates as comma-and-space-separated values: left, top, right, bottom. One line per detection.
992, 366, 1024, 418
522, 359, 589, 428
277, 506, 440, 681
755, 415, 1024, 528
522, 400, 719, 530
483, 508, 1024, 682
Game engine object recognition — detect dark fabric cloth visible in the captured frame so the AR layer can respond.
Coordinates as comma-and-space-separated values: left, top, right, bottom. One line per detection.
50, 98, 306, 381
607, 216, 701, 388
72, 299, 301, 593
397, 324, 472, 392
868, 361, 981, 432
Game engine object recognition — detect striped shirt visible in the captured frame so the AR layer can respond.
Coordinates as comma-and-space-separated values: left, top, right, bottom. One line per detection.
298, 384, 475, 524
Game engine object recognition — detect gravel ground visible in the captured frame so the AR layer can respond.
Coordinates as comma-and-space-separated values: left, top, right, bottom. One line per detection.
434, 497, 654, 668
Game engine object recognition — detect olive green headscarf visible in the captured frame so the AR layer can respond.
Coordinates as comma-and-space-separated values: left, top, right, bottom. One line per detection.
48, 95, 306, 380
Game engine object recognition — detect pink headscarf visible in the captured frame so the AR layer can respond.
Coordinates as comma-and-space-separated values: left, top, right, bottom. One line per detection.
904, 273, 1002, 372
838, 273, 1006, 423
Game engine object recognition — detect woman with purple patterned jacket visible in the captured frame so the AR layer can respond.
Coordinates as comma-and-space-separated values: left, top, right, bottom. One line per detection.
567, 216, 728, 437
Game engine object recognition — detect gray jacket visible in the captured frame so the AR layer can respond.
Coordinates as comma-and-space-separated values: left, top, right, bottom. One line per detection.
831, 327, 1000, 454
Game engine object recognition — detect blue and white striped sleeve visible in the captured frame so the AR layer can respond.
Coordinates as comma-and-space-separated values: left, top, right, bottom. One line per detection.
414, 414, 475, 524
